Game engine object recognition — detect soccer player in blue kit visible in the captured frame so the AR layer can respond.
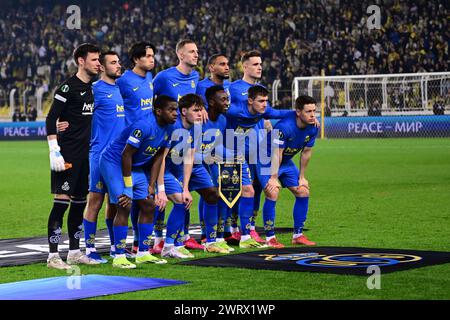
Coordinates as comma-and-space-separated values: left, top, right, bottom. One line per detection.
199, 85, 237, 252
260, 96, 319, 247
82, 51, 125, 263
226, 85, 292, 248
99, 95, 178, 269
116, 41, 155, 125
228, 50, 269, 244
196, 54, 231, 242
152, 39, 205, 251
116, 42, 156, 254
161, 94, 229, 258
196, 54, 231, 106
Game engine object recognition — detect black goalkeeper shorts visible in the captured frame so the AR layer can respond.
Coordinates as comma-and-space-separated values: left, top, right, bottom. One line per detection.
51, 157, 89, 197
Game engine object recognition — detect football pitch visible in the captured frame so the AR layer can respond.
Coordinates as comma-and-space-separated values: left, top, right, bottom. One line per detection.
0, 138, 449, 300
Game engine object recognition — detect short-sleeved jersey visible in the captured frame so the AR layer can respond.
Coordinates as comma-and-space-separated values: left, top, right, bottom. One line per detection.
271, 112, 318, 163
46, 74, 94, 159
196, 78, 231, 108
90, 80, 125, 155
101, 113, 171, 168
166, 116, 198, 167
116, 70, 154, 126
153, 67, 199, 101
196, 113, 232, 161
229, 79, 254, 105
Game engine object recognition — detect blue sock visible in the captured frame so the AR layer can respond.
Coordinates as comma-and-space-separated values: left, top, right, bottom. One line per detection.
83, 219, 97, 249
153, 207, 165, 238
217, 200, 228, 238
263, 199, 276, 237
204, 203, 218, 243
293, 197, 309, 234
105, 218, 114, 245
239, 197, 254, 236
224, 206, 232, 233
130, 202, 139, 242
166, 203, 185, 245
231, 199, 239, 228
252, 183, 262, 227
113, 225, 129, 255
184, 209, 190, 238
199, 197, 205, 236
138, 223, 154, 252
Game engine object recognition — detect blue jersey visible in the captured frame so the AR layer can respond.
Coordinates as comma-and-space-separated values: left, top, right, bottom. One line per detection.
101, 113, 171, 168
90, 80, 125, 155
166, 116, 198, 168
229, 79, 254, 105
153, 67, 199, 101
116, 70, 154, 126
196, 78, 231, 107
271, 112, 318, 163
196, 113, 231, 161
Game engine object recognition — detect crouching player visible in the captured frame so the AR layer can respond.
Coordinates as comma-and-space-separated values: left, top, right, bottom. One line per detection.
99, 95, 178, 268
259, 95, 319, 247
161, 94, 228, 258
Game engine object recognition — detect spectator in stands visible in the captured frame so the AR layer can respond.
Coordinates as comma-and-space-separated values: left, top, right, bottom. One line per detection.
0, 0, 448, 106
368, 100, 382, 116
27, 105, 37, 121
12, 108, 25, 122
433, 99, 445, 115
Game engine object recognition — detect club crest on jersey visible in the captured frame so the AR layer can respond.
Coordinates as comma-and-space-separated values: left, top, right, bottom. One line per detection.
61, 84, 69, 93
96, 181, 103, 190
304, 136, 310, 143
191, 80, 195, 88
149, 82, 153, 90
133, 129, 142, 138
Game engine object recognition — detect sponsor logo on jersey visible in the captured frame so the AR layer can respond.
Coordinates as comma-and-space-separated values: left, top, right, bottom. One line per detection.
140, 97, 153, 107
82, 102, 94, 115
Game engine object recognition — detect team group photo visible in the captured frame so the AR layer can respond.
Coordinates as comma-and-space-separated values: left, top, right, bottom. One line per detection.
0, 0, 449, 307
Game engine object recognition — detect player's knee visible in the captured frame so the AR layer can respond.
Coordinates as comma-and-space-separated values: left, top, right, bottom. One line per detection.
265, 188, 279, 201
168, 193, 183, 204
295, 186, 309, 197
242, 185, 255, 198
140, 199, 156, 214
202, 188, 218, 204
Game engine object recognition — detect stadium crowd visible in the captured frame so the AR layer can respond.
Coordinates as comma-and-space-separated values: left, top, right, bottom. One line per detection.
0, 0, 448, 108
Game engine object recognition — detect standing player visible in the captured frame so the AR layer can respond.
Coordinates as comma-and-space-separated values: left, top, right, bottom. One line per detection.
45, 43, 101, 269
259, 96, 319, 247
196, 54, 231, 106
228, 50, 267, 243
116, 41, 155, 125
195, 54, 231, 241
116, 41, 156, 254
82, 51, 125, 263
152, 39, 204, 251
99, 95, 178, 268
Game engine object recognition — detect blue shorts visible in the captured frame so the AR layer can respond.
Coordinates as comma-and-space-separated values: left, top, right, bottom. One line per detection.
257, 159, 300, 190
167, 164, 215, 191
164, 171, 183, 195
99, 156, 150, 204
206, 161, 252, 187
89, 153, 106, 194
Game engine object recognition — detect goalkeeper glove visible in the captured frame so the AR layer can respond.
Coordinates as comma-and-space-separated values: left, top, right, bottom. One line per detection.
48, 139, 66, 172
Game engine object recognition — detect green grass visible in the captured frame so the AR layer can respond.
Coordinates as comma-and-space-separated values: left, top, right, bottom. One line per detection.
0, 138, 449, 299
